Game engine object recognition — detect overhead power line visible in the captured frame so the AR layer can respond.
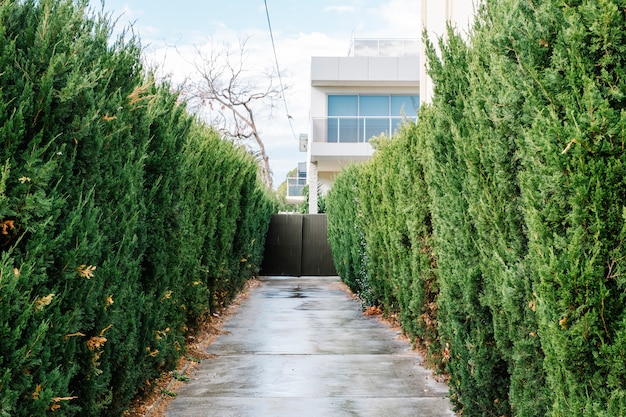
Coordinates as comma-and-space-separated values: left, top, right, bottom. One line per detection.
264, 0, 298, 141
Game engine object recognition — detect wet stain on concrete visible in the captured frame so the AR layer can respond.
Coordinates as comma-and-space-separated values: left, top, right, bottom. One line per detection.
165, 276, 454, 417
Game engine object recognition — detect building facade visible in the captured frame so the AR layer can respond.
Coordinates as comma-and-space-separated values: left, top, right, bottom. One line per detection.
303, 38, 420, 213
289, 2, 477, 213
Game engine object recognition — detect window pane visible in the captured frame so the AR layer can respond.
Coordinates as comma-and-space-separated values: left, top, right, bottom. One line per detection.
339, 118, 359, 142
359, 96, 389, 116
327, 118, 339, 142
354, 39, 379, 57
363, 118, 389, 141
402, 40, 420, 57
392, 117, 405, 134
391, 95, 420, 117
328, 95, 357, 116
379, 40, 403, 57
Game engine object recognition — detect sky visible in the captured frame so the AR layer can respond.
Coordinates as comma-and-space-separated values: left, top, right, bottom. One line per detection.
100, 0, 422, 188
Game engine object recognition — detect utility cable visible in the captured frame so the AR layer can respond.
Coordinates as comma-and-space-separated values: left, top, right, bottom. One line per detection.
264, 0, 299, 141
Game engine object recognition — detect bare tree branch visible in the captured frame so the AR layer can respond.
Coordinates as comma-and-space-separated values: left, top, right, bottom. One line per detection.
180, 36, 279, 188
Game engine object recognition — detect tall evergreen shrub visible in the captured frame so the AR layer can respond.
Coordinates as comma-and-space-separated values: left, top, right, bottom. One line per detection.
0, 0, 148, 413
331, 1, 626, 415
451, 1, 550, 415
326, 126, 440, 364
420, 0, 626, 414
326, 164, 370, 300
515, 1, 626, 415
418, 29, 510, 416
178, 126, 274, 324
0, 1, 275, 415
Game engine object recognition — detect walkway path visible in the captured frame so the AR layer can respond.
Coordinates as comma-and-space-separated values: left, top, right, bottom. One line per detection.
164, 276, 454, 417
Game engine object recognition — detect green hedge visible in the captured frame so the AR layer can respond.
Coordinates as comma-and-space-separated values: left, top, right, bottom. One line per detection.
326, 127, 440, 363
327, 1, 626, 416
0, 1, 275, 416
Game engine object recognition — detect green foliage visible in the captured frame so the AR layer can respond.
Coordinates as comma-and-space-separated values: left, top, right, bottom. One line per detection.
418, 28, 510, 415
326, 163, 369, 299
300, 183, 326, 214
0, 1, 275, 416
326, 126, 440, 366
329, 1, 626, 416
178, 127, 275, 321
515, 1, 626, 415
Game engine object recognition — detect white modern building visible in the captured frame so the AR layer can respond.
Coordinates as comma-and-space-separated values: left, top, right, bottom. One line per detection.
287, 1, 477, 212
295, 38, 421, 213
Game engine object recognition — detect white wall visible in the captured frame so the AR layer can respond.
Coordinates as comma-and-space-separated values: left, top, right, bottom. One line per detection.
420, 0, 477, 103
306, 53, 421, 213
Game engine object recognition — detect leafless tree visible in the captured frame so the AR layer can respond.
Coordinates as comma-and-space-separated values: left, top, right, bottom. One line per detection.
184, 36, 282, 189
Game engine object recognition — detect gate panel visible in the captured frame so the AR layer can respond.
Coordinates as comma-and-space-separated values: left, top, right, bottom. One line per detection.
260, 214, 337, 276
301, 215, 337, 276
260, 214, 302, 276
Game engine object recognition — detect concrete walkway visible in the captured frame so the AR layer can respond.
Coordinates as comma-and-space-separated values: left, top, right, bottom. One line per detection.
164, 276, 454, 417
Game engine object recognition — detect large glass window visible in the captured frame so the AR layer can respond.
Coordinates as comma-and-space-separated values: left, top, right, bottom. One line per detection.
360, 96, 389, 140
391, 95, 420, 116
328, 95, 358, 116
391, 95, 420, 132
327, 95, 419, 143
328, 95, 358, 142
359, 96, 389, 116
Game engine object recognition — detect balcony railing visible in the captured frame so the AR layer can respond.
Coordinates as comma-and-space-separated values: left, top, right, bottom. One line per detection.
286, 177, 307, 198
312, 116, 416, 143
351, 38, 420, 58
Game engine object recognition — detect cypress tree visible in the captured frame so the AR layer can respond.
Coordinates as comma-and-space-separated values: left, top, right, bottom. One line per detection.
459, 1, 551, 414
326, 163, 370, 300
516, 1, 626, 415
418, 27, 510, 416
391, 124, 439, 357
326, 124, 440, 366
327, 179, 360, 293
135, 79, 189, 383
0, 1, 276, 415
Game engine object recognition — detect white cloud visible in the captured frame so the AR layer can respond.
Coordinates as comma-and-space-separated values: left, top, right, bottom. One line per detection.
369, 0, 421, 38
323, 5, 359, 13
108, 4, 165, 44
135, 0, 422, 188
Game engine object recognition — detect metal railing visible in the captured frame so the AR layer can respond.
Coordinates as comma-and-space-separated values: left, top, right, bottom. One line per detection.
312, 116, 416, 143
351, 38, 420, 58
286, 177, 307, 198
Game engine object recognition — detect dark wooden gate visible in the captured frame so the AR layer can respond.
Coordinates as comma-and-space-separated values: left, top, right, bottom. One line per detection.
260, 214, 337, 276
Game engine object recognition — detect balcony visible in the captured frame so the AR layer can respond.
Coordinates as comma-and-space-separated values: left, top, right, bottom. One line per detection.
312, 116, 415, 143
286, 176, 306, 205
351, 38, 420, 58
